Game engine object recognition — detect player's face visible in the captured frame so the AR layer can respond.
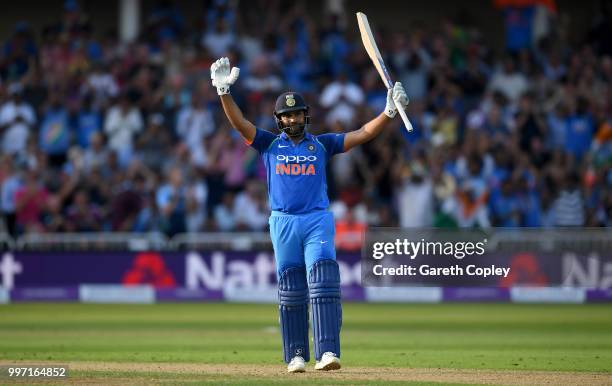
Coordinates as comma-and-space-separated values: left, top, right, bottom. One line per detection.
280, 110, 305, 126
279, 110, 306, 137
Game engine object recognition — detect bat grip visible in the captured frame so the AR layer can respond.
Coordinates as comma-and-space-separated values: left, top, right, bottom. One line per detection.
394, 99, 413, 132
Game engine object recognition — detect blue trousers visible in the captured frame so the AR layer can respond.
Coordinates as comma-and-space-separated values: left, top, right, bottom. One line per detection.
269, 210, 337, 276
271, 209, 341, 362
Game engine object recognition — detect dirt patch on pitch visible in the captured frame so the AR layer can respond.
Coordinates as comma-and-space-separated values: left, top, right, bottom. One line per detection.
2, 361, 611, 385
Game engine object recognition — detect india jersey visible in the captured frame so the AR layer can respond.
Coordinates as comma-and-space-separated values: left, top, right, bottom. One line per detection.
248, 129, 345, 214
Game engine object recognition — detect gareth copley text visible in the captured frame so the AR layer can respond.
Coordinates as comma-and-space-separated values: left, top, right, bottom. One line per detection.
373, 264, 511, 278
372, 238, 488, 260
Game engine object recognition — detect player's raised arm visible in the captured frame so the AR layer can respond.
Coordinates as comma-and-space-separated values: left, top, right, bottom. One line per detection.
343, 82, 409, 152
211, 57, 256, 143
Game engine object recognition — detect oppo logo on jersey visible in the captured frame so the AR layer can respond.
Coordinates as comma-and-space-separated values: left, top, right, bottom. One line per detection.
276, 155, 318, 163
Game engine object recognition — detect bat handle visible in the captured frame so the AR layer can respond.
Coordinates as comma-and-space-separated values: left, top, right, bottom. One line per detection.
394, 99, 413, 132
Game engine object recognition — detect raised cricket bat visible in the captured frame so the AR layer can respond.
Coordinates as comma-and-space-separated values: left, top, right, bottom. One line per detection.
356, 12, 413, 132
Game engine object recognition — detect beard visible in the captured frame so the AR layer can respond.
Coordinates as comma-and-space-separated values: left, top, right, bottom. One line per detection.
283, 123, 305, 137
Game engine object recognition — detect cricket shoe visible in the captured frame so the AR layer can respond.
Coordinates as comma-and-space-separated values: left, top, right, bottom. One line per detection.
314, 352, 341, 371
287, 356, 306, 373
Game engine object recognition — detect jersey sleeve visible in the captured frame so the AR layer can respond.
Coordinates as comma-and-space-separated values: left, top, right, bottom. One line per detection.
316, 133, 346, 158
246, 128, 278, 153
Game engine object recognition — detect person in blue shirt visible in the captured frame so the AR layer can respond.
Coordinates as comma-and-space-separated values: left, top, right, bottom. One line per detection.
211, 57, 408, 373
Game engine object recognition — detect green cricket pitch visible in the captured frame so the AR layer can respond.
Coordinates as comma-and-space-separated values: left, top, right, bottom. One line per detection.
1, 303, 611, 385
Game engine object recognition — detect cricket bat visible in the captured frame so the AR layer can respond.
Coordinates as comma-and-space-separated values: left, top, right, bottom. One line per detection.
356, 12, 413, 132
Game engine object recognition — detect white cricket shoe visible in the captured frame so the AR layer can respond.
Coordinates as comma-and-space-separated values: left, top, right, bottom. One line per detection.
287, 356, 306, 373
314, 352, 341, 371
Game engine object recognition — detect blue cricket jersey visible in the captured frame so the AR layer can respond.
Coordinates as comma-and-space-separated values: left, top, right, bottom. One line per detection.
248, 129, 345, 214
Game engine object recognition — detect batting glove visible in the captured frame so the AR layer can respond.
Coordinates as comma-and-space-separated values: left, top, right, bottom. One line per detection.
210, 57, 240, 96
384, 82, 409, 118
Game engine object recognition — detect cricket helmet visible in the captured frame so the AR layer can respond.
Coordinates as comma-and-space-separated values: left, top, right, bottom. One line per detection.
274, 92, 310, 137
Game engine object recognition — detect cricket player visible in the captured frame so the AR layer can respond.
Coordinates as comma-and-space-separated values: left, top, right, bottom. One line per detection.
211, 57, 408, 372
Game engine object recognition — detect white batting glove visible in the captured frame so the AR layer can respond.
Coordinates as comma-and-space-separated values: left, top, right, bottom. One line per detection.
384, 82, 409, 118
210, 57, 240, 96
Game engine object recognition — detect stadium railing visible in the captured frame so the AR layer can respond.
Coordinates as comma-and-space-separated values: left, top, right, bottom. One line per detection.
8, 232, 273, 251
169, 232, 272, 251
14, 232, 169, 251
486, 228, 612, 252
2, 229, 610, 252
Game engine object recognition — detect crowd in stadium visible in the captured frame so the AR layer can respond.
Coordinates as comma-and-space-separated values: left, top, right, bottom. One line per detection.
0, 0, 610, 241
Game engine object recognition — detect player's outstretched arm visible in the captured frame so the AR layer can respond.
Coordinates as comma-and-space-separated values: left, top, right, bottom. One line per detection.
211, 57, 256, 143
343, 82, 408, 152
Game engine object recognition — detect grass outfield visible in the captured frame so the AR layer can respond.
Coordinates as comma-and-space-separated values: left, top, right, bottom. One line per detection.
0, 303, 611, 384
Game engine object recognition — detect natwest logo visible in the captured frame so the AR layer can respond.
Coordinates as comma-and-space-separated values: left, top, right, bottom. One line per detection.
276, 154, 317, 163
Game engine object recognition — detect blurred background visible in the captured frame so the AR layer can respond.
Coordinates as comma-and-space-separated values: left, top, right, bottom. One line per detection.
0, 0, 610, 254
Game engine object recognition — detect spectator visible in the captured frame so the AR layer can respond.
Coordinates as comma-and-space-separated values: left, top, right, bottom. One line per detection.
104, 93, 144, 167
162, 73, 190, 112
243, 55, 283, 95
452, 154, 491, 228
81, 166, 110, 207
22, 66, 49, 114
488, 56, 528, 105
175, 95, 215, 165
514, 92, 546, 156
14, 169, 48, 233
234, 180, 268, 230
110, 173, 145, 231
552, 172, 585, 226
539, 183, 557, 228
396, 161, 434, 228
489, 178, 520, 227
517, 175, 542, 227
0, 157, 22, 235
214, 131, 252, 191
546, 103, 568, 150
281, 33, 315, 93
156, 167, 187, 236
335, 206, 366, 251
214, 191, 238, 231
564, 97, 595, 161
65, 189, 103, 231
431, 99, 460, 147
542, 49, 567, 81
0, 83, 35, 155
399, 34, 432, 102
137, 113, 172, 172
591, 118, 611, 162
185, 170, 208, 232
62, 146, 85, 178
202, 19, 236, 57
482, 102, 511, 139
456, 50, 489, 110
83, 132, 108, 172
82, 62, 119, 109
41, 194, 67, 232
320, 72, 365, 126
363, 71, 388, 115
2, 22, 37, 80
74, 94, 102, 149
38, 92, 71, 167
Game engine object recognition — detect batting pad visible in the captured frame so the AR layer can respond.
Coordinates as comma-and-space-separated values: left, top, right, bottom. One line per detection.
278, 266, 310, 363
309, 259, 342, 360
